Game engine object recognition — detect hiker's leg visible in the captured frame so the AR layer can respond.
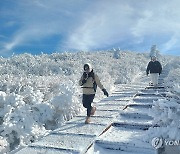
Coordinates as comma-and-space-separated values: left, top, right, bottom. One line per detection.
86, 94, 95, 117
150, 73, 155, 85
154, 73, 159, 85
82, 94, 88, 108
150, 73, 159, 86
82, 94, 95, 117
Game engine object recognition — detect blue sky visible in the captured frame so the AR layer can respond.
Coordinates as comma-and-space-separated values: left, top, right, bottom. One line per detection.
0, 0, 180, 57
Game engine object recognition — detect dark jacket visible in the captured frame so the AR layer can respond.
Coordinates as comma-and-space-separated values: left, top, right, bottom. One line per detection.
146, 61, 162, 75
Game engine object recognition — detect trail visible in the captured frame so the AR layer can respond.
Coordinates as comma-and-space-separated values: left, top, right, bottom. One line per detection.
15, 69, 175, 154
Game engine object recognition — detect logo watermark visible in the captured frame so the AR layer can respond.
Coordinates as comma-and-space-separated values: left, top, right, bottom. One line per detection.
152, 137, 180, 149
152, 137, 163, 149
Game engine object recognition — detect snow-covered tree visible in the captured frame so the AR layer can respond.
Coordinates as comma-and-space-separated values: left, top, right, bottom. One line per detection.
149, 45, 160, 58
113, 48, 121, 59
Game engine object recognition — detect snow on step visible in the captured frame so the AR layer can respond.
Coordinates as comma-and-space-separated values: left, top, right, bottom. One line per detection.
95, 123, 154, 154
66, 116, 114, 126
159, 74, 167, 78
16, 133, 94, 154
158, 78, 164, 83
133, 97, 159, 103
108, 94, 134, 99
98, 100, 129, 106
145, 86, 165, 89
133, 91, 165, 103
140, 88, 166, 94
78, 109, 119, 118
30, 133, 94, 153
102, 98, 130, 102
134, 93, 166, 97
118, 108, 153, 124
102, 95, 131, 102
96, 105, 124, 111
127, 103, 152, 108
116, 116, 153, 125
120, 111, 153, 121
102, 97, 132, 102
138, 91, 167, 96
50, 118, 107, 135
112, 91, 137, 96
16, 114, 114, 154
99, 98, 130, 106
118, 113, 153, 125
116, 84, 147, 89
52, 123, 106, 136
124, 101, 152, 113
14, 146, 79, 154
113, 122, 152, 130
114, 87, 143, 92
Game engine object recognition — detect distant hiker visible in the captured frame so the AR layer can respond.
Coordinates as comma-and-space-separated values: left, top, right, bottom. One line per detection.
79, 63, 109, 124
146, 56, 162, 86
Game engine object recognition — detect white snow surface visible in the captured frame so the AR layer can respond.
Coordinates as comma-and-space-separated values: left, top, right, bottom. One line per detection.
0, 50, 179, 153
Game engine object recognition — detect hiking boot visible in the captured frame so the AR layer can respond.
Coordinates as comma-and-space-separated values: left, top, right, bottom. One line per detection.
91, 106, 96, 116
85, 117, 91, 124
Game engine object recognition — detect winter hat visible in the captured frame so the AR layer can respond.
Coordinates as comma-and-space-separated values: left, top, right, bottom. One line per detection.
84, 63, 93, 72
151, 56, 156, 60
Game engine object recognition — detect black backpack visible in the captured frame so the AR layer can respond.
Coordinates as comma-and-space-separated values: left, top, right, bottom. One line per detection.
92, 73, 97, 92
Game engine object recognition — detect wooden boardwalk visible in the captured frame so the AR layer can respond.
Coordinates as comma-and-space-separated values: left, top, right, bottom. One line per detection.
15, 72, 170, 154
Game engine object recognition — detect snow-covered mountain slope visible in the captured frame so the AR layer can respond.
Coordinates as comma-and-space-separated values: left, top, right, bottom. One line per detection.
0, 50, 179, 153
15, 67, 180, 154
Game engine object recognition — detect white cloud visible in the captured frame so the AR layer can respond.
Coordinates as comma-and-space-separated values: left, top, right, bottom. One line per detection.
61, 0, 135, 50
161, 34, 180, 54
0, 0, 87, 53
62, 0, 180, 52
1, 0, 180, 55
163, 37, 178, 51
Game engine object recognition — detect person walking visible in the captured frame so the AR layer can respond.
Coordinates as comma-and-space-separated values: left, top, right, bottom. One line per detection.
146, 56, 162, 86
79, 63, 109, 124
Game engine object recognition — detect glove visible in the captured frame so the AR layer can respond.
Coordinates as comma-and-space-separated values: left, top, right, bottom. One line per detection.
82, 79, 87, 85
81, 73, 88, 85
102, 89, 109, 97
83, 72, 88, 80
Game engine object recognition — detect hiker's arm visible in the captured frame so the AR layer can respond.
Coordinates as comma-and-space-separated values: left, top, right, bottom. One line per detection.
94, 74, 104, 89
158, 61, 162, 75
79, 75, 86, 86
95, 74, 108, 97
146, 62, 150, 75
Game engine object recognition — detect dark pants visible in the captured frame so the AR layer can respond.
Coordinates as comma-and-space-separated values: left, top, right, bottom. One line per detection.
82, 94, 95, 117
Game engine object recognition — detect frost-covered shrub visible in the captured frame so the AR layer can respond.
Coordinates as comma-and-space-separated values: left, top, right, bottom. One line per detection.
113, 48, 121, 59
0, 136, 9, 153
163, 57, 180, 95
165, 68, 180, 94
49, 82, 82, 127
0, 91, 51, 152
144, 97, 180, 142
